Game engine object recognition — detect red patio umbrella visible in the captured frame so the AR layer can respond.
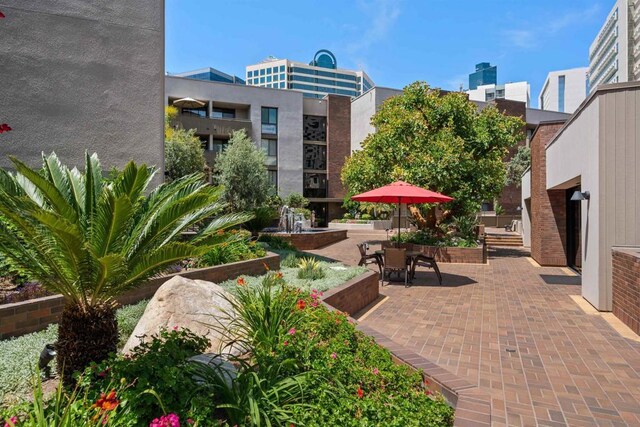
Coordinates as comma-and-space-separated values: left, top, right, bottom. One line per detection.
351, 181, 453, 239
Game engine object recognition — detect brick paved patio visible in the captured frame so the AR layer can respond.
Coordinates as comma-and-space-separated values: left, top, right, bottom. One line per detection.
310, 232, 640, 426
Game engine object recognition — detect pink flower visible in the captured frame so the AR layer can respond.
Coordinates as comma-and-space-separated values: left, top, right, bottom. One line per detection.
331, 352, 337, 359
149, 413, 180, 427
372, 368, 379, 375
283, 340, 289, 346
4, 416, 18, 427
172, 325, 178, 331
288, 328, 296, 336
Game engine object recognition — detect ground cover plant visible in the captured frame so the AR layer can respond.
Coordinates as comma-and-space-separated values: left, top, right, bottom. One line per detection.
0, 300, 148, 406
195, 230, 266, 268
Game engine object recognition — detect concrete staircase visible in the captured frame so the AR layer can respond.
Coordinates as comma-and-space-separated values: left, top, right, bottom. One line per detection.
484, 233, 523, 247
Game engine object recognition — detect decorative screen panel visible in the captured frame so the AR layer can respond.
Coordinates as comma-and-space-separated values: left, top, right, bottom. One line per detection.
303, 144, 326, 170
303, 115, 326, 141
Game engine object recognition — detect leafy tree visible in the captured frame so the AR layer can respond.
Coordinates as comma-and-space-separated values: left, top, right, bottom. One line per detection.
283, 192, 309, 209
164, 106, 205, 181
341, 82, 524, 217
215, 129, 272, 212
505, 145, 530, 188
0, 152, 251, 385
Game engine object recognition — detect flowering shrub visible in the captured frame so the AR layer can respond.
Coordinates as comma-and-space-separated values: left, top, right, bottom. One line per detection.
77, 328, 212, 425
195, 230, 266, 268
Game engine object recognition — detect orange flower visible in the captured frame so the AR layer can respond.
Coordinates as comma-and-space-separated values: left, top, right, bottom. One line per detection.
296, 299, 306, 310
276, 271, 283, 279
93, 389, 119, 411
262, 262, 270, 271
237, 277, 246, 286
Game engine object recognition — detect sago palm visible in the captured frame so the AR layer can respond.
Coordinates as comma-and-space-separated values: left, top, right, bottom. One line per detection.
0, 152, 252, 385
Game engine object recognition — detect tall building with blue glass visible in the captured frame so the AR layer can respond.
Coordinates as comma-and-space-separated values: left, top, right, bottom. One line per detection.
171, 67, 245, 85
245, 49, 374, 98
468, 62, 497, 90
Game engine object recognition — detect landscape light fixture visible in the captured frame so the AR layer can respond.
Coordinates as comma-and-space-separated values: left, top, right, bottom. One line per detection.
570, 190, 590, 201
38, 343, 57, 379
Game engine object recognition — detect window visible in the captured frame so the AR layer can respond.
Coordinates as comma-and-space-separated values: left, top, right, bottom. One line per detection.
260, 77, 265, 84
268, 170, 277, 187
181, 107, 207, 118
261, 139, 277, 166
280, 73, 285, 81
303, 144, 327, 170
303, 115, 327, 141
259, 68, 265, 76
279, 82, 285, 88
558, 75, 566, 113
266, 68, 271, 75
272, 67, 278, 74
303, 173, 327, 198
211, 108, 235, 119
212, 139, 228, 153
198, 135, 209, 151
261, 107, 277, 134
280, 65, 285, 72
266, 76, 272, 83
248, 70, 253, 77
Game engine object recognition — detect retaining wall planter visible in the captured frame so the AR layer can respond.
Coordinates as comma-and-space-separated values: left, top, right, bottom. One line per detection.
0, 253, 280, 339
320, 270, 379, 316
260, 229, 347, 250
412, 244, 486, 264
328, 220, 392, 231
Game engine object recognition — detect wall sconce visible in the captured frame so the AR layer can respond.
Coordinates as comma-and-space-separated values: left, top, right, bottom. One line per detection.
570, 190, 590, 201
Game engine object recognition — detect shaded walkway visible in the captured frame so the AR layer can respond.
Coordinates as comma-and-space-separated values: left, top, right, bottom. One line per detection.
311, 234, 640, 426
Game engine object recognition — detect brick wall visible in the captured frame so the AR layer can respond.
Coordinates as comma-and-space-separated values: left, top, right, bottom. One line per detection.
321, 270, 379, 316
494, 99, 527, 215
326, 95, 351, 199
262, 229, 347, 250
612, 248, 640, 335
530, 122, 568, 266
0, 253, 280, 339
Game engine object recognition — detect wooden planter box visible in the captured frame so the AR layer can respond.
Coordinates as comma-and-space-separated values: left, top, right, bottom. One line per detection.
0, 253, 280, 339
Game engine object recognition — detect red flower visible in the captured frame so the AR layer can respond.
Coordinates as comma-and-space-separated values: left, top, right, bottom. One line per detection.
237, 277, 246, 286
0, 124, 12, 134
296, 299, 306, 310
0, 11, 5, 19
276, 271, 283, 279
93, 390, 119, 411
357, 385, 364, 399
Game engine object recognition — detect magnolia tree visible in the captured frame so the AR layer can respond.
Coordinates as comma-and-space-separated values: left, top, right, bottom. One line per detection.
215, 129, 272, 212
341, 82, 525, 217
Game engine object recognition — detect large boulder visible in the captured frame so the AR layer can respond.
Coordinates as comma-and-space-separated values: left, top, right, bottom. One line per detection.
122, 276, 237, 355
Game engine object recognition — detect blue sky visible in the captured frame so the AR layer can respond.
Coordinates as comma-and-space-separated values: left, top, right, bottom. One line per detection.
166, 0, 607, 107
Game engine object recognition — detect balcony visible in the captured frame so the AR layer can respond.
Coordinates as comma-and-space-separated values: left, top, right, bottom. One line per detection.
178, 114, 252, 138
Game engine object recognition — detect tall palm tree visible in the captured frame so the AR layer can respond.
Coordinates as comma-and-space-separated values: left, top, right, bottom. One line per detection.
0, 152, 251, 384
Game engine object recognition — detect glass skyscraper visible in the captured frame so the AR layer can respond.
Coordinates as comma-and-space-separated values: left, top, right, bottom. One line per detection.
468, 62, 497, 90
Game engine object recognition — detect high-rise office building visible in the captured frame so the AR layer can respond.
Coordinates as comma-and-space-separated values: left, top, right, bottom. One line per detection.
588, 0, 640, 91
538, 67, 588, 113
466, 82, 531, 107
245, 49, 374, 99
171, 67, 245, 85
469, 62, 497, 90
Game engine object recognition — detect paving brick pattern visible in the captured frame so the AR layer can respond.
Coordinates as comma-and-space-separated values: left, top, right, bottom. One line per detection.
311, 232, 640, 426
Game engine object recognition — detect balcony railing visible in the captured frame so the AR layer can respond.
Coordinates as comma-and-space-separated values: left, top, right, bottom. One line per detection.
178, 114, 252, 137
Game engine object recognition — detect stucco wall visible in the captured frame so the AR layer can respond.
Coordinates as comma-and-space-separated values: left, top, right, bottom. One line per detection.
165, 76, 304, 196
350, 87, 401, 151
0, 1, 165, 183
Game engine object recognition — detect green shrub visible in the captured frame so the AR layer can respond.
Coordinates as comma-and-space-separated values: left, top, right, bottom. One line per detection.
343, 213, 353, 220
244, 206, 278, 235
115, 300, 149, 349
196, 230, 266, 267
360, 213, 372, 221
295, 207, 311, 220
281, 252, 302, 268
392, 230, 477, 248
257, 234, 296, 251
283, 192, 309, 209
77, 328, 211, 425
297, 257, 326, 280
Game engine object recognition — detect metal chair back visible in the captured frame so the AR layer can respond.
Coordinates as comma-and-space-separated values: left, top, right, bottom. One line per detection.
384, 248, 406, 269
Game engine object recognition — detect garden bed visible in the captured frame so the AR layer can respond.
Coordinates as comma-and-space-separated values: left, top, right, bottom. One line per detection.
0, 253, 280, 339
259, 229, 347, 250
411, 243, 486, 264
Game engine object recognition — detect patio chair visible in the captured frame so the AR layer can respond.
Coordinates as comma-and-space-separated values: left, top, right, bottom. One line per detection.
411, 253, 442, 285
357, 242, 382, 277
383, 247, 408, 287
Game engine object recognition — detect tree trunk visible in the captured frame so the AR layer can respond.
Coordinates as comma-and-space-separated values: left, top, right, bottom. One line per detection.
56, 302, 118, 386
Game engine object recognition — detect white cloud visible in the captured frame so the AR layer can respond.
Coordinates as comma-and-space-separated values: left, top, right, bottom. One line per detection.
502, 29, 538, 49
346, 0, 401, 54
548, 4, 601, 33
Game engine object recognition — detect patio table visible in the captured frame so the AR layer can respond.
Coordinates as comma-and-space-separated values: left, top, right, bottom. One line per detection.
376, 250, 422, 280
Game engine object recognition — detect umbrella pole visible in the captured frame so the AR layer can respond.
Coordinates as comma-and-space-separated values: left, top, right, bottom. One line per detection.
397, 198, 401, 246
